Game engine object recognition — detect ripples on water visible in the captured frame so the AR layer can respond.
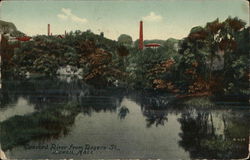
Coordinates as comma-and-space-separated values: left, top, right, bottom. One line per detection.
0, 77, 249, 159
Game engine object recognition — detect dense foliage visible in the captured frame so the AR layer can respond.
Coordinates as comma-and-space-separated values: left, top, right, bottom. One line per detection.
1, 17, 249, 99
177, 17, 249, 96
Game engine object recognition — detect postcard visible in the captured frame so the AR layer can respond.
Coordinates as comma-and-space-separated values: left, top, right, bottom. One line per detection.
0, 0, 249, 159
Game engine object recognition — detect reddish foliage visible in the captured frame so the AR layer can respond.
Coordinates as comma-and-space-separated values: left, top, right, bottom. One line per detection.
153, 79, 167, 89
191, 61, 198, 67
149, 59, 175, 75
225, 18, 245, 31
219, 39, 237, 51
87, 49, 112, 66
76, 40, 96, 54
188, 30, 208, 40
1, 36, 20, 67
178, 76, 223, 98
153, 79, 180, 93
185, 68, 196, 75
246, 72, 250, 81
84, 48, 112, 81
150, 59, 180, 93
84, 47, 126, 83
187, 77, 210, 94
206, 21, 224, 34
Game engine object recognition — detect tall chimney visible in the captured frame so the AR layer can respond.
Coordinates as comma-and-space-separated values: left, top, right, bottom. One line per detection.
48, 24, 50, 36
139, 21, 143, 50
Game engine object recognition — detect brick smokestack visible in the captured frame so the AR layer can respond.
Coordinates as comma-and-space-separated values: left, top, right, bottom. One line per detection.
48, 24, 50, 36
139, 21, 143, 50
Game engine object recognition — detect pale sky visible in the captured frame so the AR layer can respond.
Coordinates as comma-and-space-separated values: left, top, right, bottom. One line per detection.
0, 0, 249, 40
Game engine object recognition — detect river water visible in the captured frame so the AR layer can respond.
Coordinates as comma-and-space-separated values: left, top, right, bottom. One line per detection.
0, 77, 249, 159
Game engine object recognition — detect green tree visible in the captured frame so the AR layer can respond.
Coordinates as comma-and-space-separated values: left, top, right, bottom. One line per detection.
117, 34, 133, 46
178, 17, 248, 95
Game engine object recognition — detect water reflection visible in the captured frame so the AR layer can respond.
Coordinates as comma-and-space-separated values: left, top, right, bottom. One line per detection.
118, 106, 129, 120
0, 97, 35, 122
178, 109, 249, 159
0, 101, 79, 151
0, 77, 249, 159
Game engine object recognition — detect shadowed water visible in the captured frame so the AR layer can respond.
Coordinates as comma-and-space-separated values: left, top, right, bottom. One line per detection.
0, 77, 249, 159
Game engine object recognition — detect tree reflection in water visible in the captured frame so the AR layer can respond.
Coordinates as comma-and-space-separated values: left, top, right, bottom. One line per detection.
0, 101, 80, 151
0, 77, 249, 159
0, 77, 123, 151
118, 106, 129, 120
139, 96, 170, 127
178, 108, 249, 159
143, 110, 168, 128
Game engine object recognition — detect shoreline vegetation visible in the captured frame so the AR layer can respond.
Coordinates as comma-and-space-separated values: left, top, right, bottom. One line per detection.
1, 17, 249, 105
